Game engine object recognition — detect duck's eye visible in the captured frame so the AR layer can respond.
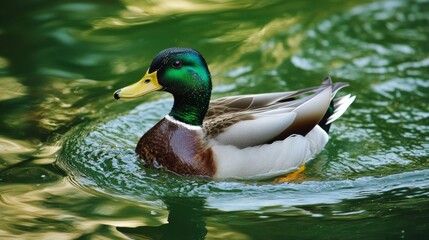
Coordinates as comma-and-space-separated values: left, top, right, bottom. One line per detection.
172, 60, 182, 69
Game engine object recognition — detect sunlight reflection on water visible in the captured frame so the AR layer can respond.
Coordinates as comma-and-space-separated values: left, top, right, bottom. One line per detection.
1, 0, 429, 238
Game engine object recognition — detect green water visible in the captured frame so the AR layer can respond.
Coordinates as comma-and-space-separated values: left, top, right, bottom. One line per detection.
1, 0, 428, 239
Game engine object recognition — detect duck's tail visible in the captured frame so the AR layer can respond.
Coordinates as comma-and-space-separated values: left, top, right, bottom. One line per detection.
318, 78, 356, 133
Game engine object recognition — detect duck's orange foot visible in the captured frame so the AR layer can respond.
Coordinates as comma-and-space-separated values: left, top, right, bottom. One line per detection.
275, 165, 306, 183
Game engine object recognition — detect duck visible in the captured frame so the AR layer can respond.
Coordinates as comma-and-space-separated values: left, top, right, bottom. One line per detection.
113, 48, 355, 180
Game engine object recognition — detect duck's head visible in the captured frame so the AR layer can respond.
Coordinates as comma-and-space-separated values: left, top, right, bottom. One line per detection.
114, 48, 212, 126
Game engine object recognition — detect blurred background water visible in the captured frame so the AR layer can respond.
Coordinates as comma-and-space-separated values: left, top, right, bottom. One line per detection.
1, 0, 428, 239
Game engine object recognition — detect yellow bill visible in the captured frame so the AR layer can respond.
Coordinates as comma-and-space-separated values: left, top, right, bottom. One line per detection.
114, 70, 161, 99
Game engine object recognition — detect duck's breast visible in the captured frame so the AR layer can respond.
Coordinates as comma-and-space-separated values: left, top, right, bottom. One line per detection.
136, 118, 216, 177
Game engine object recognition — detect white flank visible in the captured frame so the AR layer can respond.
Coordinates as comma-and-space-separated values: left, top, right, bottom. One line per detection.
212, 125, 329, 180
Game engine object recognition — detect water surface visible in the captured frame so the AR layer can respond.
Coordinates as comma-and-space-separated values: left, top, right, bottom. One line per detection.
1, 0, 428, 239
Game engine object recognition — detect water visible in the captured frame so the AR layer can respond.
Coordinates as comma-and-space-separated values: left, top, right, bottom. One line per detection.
1, 0, 428, 239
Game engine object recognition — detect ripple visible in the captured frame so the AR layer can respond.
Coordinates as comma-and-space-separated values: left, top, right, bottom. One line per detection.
57, 98, 429, 211
291, 0, 429, 81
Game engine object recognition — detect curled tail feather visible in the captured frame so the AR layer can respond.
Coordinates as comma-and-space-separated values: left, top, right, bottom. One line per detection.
318, 81, 355, 133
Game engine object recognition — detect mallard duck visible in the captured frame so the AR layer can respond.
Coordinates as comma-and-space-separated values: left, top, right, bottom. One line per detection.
113, 48, 355, 180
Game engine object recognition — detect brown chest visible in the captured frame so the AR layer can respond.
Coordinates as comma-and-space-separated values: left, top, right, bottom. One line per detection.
135, 118, 216, 177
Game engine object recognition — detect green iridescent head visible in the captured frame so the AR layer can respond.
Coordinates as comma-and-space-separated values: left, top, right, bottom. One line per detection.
114, 48, 212, 126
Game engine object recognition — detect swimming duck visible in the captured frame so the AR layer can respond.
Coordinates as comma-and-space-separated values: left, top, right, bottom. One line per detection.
114, 48, 355, 180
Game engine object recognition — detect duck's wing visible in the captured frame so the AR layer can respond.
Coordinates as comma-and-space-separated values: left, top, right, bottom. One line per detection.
203, 77, 349, 148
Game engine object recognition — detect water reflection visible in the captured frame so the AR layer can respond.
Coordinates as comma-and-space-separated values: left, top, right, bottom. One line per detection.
118, 197, 207, 240
1, 0, 429, 238
0, 77, 27, 101
0, 136, 35, 169
117, 184, 429, 239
